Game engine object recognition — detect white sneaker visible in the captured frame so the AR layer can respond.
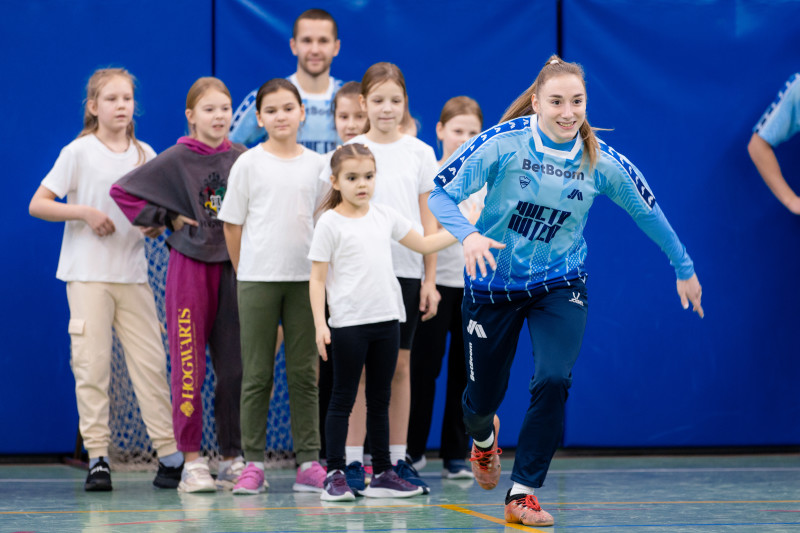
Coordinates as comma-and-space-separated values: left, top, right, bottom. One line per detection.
216, 457, 245, 490
178, 458, 217, 493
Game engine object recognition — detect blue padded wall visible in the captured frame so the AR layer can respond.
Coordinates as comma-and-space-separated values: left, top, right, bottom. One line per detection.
3, 0, 799, 455
561, 0, 800, 446
0, 0, 212, 454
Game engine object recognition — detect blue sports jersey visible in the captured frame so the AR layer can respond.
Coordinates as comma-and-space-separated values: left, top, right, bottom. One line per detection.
229, 75, 343, 153
753, 73, 800, 147
429, 115, 694, 304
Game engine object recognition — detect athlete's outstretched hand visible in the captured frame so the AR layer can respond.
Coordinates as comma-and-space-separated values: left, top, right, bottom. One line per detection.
462, 232, 506, 279
676, 274, 704, 318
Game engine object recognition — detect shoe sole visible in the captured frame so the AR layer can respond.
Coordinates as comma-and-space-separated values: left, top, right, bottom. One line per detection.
178, 482, 217, 493
232, 487, 265, 495
361, 486, 424, 498
505, 514, 555, 527
85, 483, 112, 491
320, 491, 356, 501
153, 479, 180, 489
442, 469, 475, 480
292, 483, 323, 493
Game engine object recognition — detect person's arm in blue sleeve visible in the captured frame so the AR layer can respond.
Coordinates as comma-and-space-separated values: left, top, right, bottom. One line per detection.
428, 186, 478, 242
429, 185, 505, 279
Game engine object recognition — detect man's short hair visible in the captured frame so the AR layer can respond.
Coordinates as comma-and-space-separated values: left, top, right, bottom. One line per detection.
293, 8, 338, 39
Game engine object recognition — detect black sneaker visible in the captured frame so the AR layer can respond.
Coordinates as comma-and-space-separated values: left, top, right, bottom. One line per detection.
153, 461, 183, 489
85, 457, 112, 491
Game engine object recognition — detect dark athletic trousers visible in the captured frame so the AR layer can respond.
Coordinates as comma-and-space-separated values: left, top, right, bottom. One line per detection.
326, 320, 400, 474
461, 279, 588, 488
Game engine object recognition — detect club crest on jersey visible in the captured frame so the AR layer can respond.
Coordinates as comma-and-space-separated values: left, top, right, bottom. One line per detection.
519, 176, 531, 189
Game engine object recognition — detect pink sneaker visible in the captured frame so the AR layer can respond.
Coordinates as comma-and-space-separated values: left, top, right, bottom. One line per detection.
232, 463, 266, 495
293, 461, 326, 493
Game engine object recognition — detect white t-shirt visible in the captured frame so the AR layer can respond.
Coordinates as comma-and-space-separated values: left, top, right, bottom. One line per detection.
309, 204, 412, 328
218, 145, 327, 281
319, 134, 438, 279
435, 187, 487, 287
40, 134, 156, 283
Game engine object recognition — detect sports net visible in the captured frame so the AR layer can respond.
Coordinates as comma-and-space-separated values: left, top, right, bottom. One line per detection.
106, 235, 295, 471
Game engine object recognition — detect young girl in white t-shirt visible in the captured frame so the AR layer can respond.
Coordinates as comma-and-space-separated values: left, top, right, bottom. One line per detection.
28, 68, 182, 492
319, 62, 440, 493
218, 78, 327, 495
309, 143, 482, 501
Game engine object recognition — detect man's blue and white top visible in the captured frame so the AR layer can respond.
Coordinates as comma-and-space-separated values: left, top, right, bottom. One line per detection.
753, 73, 800, 147
229, 75, 343, 153
428, 115, 694, 304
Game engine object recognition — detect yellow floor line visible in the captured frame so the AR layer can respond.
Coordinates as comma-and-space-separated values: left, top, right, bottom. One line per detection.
440, 503, 548, 532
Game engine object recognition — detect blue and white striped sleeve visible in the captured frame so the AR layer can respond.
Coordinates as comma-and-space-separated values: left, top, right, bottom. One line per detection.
429, 132, 500, 242
597, 143, 694, 280
754, 73, 800, 148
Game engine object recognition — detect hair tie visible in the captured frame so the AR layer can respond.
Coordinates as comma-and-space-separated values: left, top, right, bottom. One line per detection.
549, 59, 559, 65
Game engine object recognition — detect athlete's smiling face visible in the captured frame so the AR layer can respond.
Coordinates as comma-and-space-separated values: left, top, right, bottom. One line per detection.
532, 74, 586, 144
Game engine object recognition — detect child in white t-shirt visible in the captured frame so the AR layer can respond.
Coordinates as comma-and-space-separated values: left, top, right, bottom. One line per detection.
28, 68, 182, 492
317, 62, 440, 492
218, 78, 328, 494
309, 143, 488, 501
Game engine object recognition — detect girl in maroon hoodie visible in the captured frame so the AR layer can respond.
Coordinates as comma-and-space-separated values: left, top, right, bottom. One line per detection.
111, 77, 246, 493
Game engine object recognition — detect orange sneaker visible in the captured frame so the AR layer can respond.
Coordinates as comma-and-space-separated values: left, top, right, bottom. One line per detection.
504, 491, 554, 527
469, 414, 502, 490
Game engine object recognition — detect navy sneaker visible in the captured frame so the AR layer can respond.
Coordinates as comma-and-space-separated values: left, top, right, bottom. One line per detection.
321, 470, 356, 502
153, 461, 183, 489
345, 461, 366, 495
392, 459, 430, 495
85, 457, 112, 491
362, 468, 423, 498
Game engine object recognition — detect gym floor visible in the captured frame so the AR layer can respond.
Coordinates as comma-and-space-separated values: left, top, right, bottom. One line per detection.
2, 453, 799, 532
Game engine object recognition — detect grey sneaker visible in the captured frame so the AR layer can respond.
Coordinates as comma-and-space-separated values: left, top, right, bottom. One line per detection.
216, 457, 245, 490
362, 468, 423, 498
